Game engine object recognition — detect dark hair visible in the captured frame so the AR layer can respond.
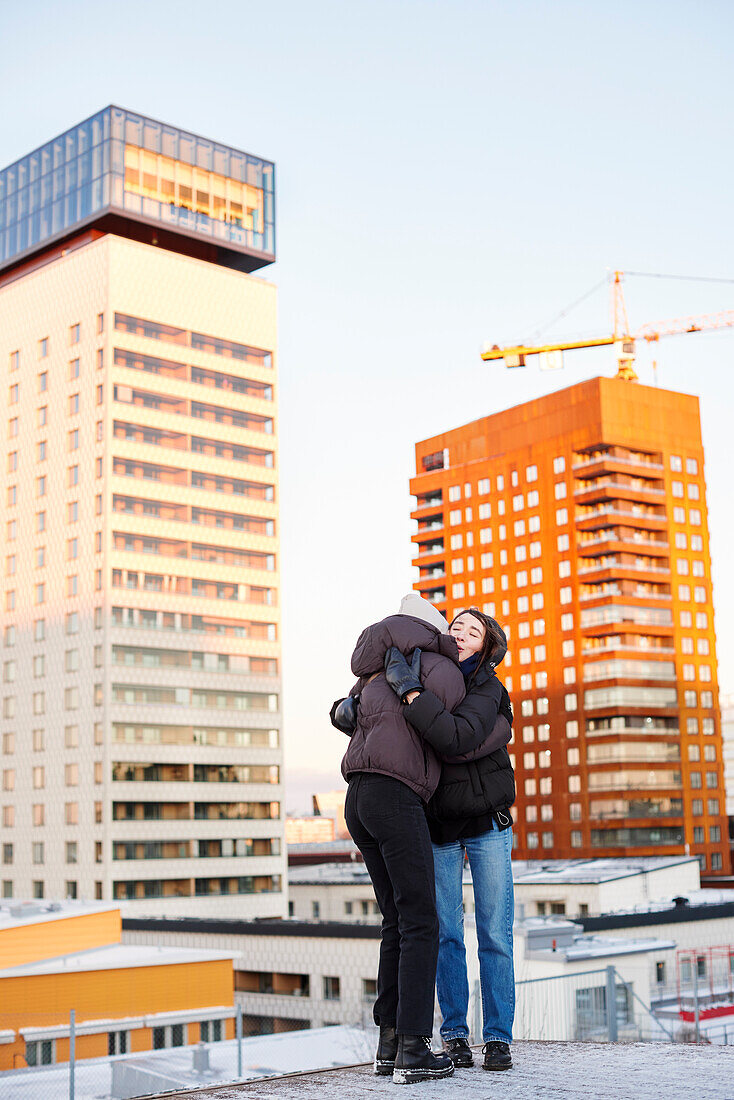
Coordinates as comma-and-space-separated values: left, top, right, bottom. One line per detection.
449, 607, 506, 682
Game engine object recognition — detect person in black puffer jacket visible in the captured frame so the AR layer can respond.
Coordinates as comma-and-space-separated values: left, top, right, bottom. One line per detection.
384, 607, 516, 1074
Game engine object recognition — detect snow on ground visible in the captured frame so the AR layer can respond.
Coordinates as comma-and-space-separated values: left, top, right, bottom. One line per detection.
0, 1026, 373, 1100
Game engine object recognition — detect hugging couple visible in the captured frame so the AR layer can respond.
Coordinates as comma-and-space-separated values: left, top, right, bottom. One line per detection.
331, 593, 516, 1084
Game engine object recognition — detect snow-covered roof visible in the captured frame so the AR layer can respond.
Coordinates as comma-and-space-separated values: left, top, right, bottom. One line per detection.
0, 942, 235, 978
0, 900, 118, 932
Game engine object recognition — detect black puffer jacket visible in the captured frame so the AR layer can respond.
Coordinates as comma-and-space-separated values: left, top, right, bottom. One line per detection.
405, 661, 516, 821
338, 615, 465, 802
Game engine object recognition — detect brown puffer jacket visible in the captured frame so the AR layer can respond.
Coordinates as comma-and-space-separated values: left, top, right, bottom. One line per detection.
340, 614, 465, 802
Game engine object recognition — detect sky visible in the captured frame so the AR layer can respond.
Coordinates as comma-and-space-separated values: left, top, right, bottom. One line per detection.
3, 0, 734, 812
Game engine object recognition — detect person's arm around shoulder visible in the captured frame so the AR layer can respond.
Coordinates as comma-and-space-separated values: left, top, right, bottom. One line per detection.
404, 672, 503, 757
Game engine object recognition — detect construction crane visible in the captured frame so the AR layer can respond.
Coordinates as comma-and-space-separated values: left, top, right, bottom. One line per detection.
481, 270, 734, 381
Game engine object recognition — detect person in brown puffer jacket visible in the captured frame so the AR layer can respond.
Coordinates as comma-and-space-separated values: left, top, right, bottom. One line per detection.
330, 593, 463, 1083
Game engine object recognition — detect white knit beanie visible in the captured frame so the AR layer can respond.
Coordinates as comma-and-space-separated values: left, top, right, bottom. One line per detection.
397, 593, 449, 634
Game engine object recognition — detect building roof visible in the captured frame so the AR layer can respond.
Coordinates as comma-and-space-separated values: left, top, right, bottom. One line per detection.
0, 900, 118, 932
0, 941, 236, 979
287, 855, 699, 888
510, 856, 699, 885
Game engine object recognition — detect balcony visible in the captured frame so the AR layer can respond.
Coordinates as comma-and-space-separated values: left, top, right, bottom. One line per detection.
581, 639, 675, 656
411, 495, 443, 519
575, 505, 667, 529
588, 798, 683, 820
577, 531, 669, 555
412, 540, 444, 560
573, 450, 664, 471
419, 567, 446, 581
587, 769, 682, 791
579, 581, 671, 602
582, 659, 676, 683
416, 516, 444, 533
574, 479, 665, 503
577, 560, 670, 578
585, 724, 680, 738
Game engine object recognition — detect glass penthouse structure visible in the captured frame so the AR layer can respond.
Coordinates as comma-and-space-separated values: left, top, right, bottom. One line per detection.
0, 109, 285, 916
0, 105, 275, 275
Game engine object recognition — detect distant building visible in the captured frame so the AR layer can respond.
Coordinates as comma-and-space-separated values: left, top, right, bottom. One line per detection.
0, 900, 236, 1069
312, 790, 349, 839
411, 377, 729, 873
122, 911, 688, 1041
285, 817, 335, 846
0, 107, 285, 915
721, 693, 734, 870
287, 855, 702, 924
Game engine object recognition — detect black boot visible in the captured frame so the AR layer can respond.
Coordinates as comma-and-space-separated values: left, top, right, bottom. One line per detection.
482, 1040, 512, 1071
444, 1036, 473, 1067
374, 1025, 398, 1076
393, 1034, 455, 1084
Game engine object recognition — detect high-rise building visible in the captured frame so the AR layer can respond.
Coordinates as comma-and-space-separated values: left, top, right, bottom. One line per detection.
0, 107, 285, 914
410, 376, 730, 875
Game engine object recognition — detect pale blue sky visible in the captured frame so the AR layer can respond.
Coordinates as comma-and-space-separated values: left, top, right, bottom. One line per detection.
4, 0, 734, 810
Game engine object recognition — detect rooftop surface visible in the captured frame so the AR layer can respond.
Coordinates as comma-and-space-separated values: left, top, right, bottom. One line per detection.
0, 942, 235, 978
158, 1042, 734, 1099
0, 900, 116, 932
287, 855, 699, 886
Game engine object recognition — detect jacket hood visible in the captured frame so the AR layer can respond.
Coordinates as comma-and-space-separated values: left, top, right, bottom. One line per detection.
351, 614, 460, 678
397, 593, 449, 634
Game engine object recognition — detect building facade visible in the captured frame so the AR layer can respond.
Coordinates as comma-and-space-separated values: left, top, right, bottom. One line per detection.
411, 377, 729, 874
0, 901, 236, 1069
0, 108, 286, 915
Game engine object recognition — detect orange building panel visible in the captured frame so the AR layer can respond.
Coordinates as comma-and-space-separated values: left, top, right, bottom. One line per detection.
411, 377, 729, 874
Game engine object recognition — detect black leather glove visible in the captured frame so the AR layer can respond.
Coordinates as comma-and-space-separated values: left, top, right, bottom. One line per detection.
330, 695, 359, 734
384, 646, 423, 703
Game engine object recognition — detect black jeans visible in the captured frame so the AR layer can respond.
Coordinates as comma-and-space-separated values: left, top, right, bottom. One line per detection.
345, 772, 438, 1036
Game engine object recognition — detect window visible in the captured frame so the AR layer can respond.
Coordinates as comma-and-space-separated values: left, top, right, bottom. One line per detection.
526, 464, 538, 482
673, 507, 685, 523
570, 831, 583, 848
25, 1039, 54, 1066
561, 613, 573, 631
37, 406, 47, 427
528, 491, 539, 508
687, 483, 700, 500
68, 428, 79, 451
69, 393, 80, 415
69, 357, 80, 380
323, 976, 340, 1001
553, 456, 565, 474
556, 508, 568, 525
9, 351, 19, 371
70, 323, 80, 344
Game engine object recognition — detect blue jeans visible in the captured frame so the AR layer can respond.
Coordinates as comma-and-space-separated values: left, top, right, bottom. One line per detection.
433, 827, 515, 1044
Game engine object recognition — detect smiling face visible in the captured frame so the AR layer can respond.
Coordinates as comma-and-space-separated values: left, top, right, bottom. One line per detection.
449, 612, 486, 660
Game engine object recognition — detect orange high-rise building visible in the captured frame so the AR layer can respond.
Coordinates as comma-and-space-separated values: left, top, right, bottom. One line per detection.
411, 377, 729, 875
